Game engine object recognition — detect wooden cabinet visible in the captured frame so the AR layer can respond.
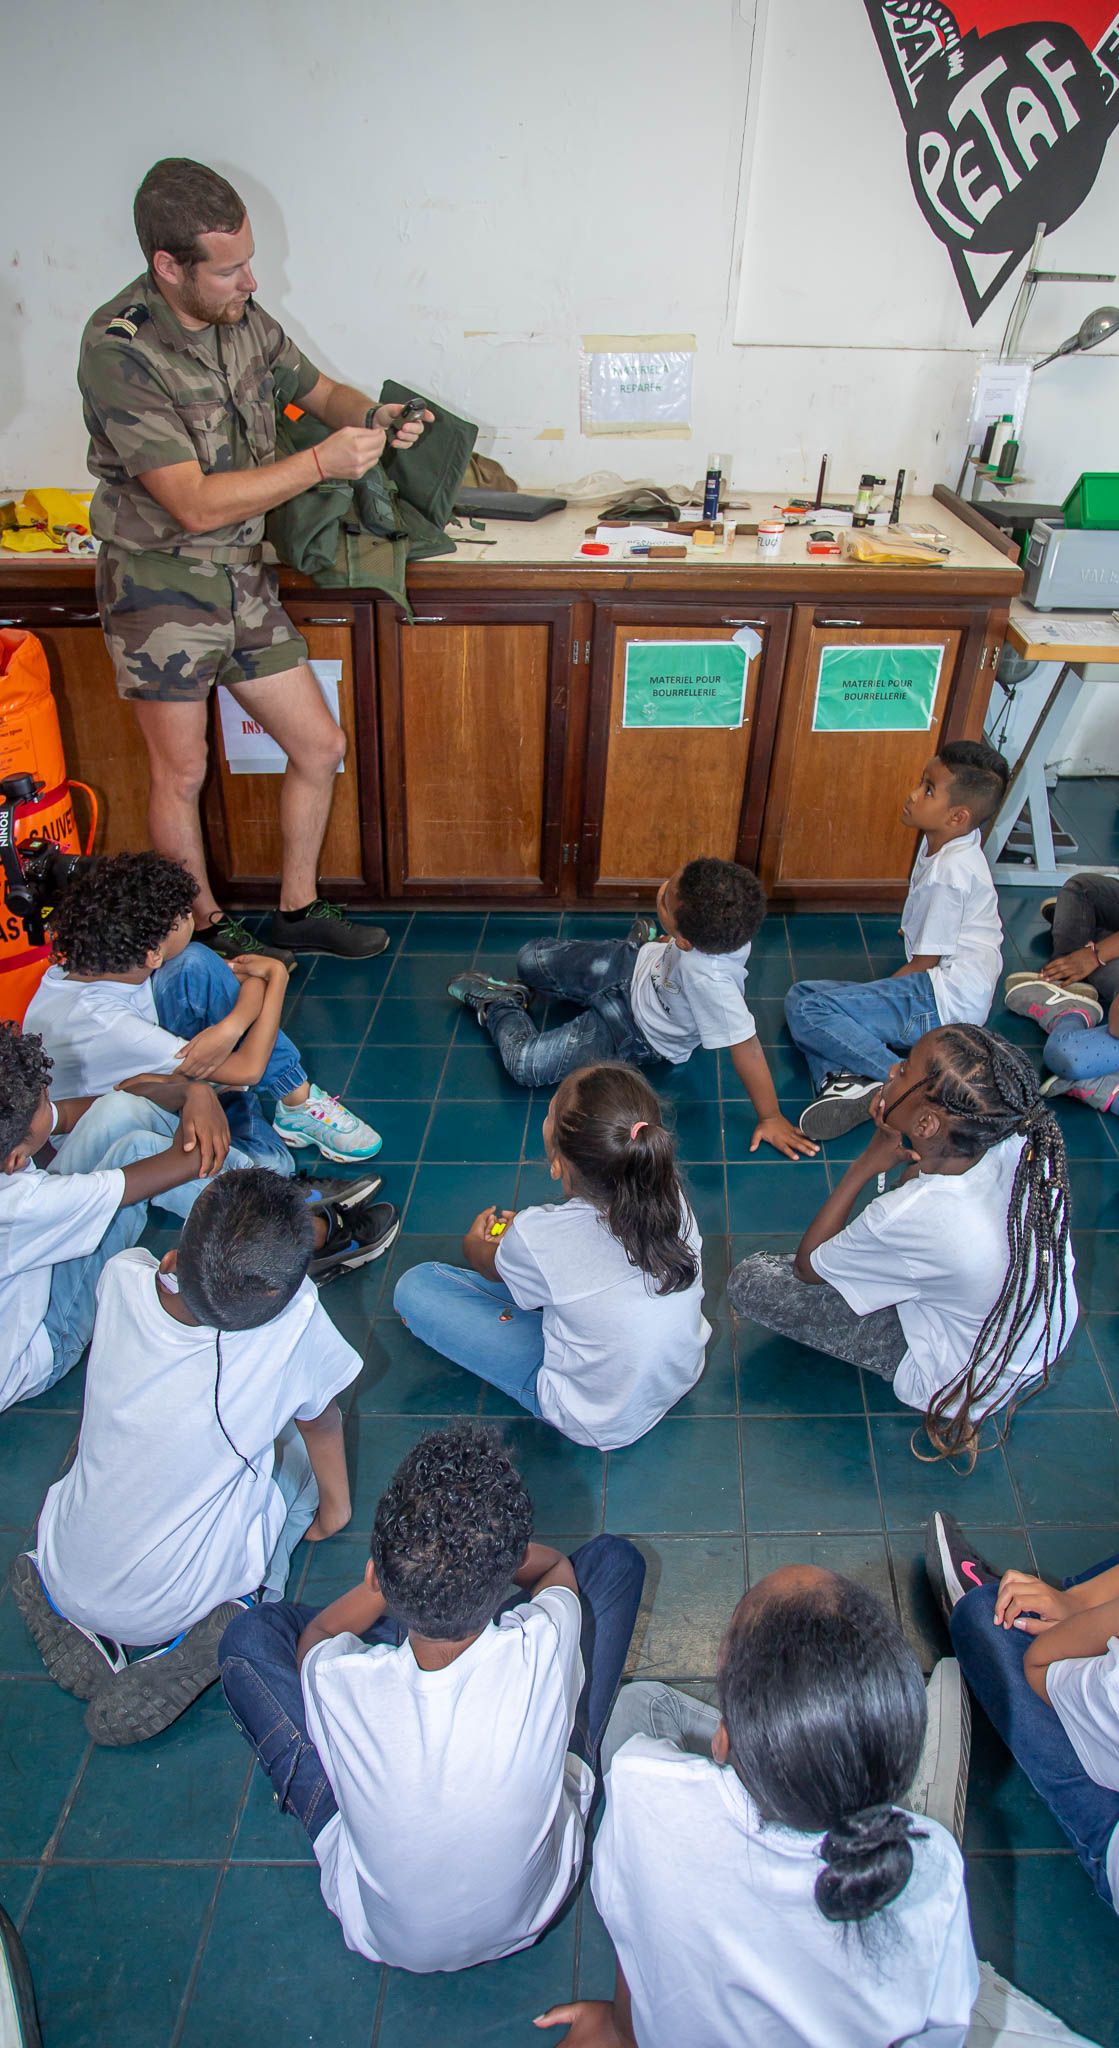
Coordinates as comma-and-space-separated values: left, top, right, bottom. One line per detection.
375, 595, 574, 899
203, 600, 382, 900
757, 602, 1003, 903
579, 602, 790, 899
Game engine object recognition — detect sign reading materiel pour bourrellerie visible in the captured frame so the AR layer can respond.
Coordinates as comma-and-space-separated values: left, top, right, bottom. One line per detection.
623, 642, 749, 729
812, 643, 945, 733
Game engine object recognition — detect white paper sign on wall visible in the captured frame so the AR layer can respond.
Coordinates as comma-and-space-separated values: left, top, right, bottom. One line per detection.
580, 332, 695, 436
217, 661, 344, 775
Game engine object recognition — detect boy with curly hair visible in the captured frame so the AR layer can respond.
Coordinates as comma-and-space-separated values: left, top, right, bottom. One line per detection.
0, 1017, 230, 1409
219, 1421, 645, 1971
447, 857, 814, 1160
25, 849, 388, 1181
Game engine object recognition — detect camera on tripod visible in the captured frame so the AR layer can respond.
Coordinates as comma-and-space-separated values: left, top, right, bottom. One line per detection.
0, 773, 95, 950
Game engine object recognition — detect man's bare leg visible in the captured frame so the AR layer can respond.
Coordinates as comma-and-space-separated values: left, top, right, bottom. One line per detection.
229, 664, 344, 911
130, 698, 222, 926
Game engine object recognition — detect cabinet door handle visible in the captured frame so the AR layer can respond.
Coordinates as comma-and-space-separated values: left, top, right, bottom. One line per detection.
817, 617, 865, 626
408, 615, 445, 623
0, 611, 101, 626
303, 615, 349, 625
723, 618, 766, 626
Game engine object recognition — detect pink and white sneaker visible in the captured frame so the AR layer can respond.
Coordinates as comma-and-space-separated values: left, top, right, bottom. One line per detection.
1003, 973, 1102, 1033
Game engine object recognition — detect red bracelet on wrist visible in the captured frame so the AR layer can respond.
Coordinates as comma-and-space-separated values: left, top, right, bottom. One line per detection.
311, 445, 325, 482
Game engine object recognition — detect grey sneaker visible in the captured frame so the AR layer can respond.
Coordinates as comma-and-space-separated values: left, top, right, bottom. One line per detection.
1041, 1069, 1119, 1113
1003, 974, 1102, 1030
447, 970, 531, 1022
908, 1658, 971, 1846
84, 1601, 245, 1746
798, 1073, 880, 1140
8, 1552, 125, 1699
627, 914, 659, 945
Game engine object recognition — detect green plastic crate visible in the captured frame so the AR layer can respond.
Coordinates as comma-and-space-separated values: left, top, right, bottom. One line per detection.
1062, 472, 1119, 528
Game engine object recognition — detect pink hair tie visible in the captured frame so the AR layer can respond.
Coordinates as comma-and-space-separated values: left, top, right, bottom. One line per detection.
630, 1120, 648, 1139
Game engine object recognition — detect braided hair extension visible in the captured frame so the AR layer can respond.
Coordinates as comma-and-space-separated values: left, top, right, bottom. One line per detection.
917, 1027, 1072, 1461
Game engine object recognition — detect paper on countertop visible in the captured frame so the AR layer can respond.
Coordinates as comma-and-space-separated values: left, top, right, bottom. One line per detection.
594, 524, 690, 548
1023, 614, 1119, 645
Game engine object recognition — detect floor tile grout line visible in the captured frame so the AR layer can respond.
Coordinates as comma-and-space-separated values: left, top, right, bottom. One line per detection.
169, 1861, 230, 2048
15, 1733, 97, 1936
368, 1961, 389, 2048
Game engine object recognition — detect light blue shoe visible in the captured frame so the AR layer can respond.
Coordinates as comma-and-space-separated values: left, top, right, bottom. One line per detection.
272, 1083, 383, 1162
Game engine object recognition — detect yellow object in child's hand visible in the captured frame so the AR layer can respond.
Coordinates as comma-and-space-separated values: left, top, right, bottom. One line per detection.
489, 1220, 508, 1237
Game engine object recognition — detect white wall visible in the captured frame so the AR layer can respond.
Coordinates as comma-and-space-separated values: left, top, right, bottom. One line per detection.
3, 0, 1117, 502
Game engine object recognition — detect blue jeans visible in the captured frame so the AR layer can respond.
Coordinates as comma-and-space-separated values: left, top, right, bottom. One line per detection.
784, 971, 941, 1091
1044, 1017, 1119, 1091
951, 1548, 1119, 1903
49, 1086, 256, 1222
484, 935, 652, 1089
152, 944, 302, 1176
218, 1534, 646, 1841
393, 1264, 545, 1415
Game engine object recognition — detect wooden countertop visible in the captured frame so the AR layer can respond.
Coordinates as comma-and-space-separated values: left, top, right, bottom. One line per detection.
0, 494, 1021, 601
1007, 597, 1119, 664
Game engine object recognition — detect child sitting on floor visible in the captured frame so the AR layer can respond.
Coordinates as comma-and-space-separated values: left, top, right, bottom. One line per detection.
219, 1422, 645, 1973
25, 850, 387, 1180
447, 856, 815, 1160
0, 1019, 230, 1410
393, 1063, 709, 1449
929, 1509, 1119, 1912
786, 740, 1008, 1141
728, 1025, 1076, 1464
536, 1565, 977, 2047
1003, 870, 1119, 1116
12, 1168, 365, 1746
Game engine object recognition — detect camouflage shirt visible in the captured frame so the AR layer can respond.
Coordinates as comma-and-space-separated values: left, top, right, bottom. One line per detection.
78, 273, 320, 557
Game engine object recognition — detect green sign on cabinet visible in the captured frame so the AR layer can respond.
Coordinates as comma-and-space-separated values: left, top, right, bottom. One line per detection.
812, 643, 944, 733
622, 641, 749, 729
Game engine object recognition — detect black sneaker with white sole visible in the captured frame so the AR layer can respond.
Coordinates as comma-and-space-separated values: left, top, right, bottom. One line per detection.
270, 901, 389, 959
194, 912, 295, 972
924, 1512, 1001, 1628
84, 1601, 246, 1746
309, 1199, 401, 1285
446, 969, 532, 1022
798, 1073, 881, 1141
8, 1551, 125, 1699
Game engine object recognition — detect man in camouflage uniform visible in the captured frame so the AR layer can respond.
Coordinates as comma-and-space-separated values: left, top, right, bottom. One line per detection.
79, 157, 429, 963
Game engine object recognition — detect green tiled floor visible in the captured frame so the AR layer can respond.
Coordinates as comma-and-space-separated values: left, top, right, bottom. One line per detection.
3, 782, 1119, 2043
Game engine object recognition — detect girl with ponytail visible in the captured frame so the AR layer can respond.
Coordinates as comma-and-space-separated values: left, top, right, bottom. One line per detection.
728, 1025, 1076, 1464
393, 1063, 709, 1449
536, 1568, 978, 2047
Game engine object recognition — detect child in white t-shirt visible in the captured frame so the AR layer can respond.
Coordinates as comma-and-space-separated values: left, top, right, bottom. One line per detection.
0, 1018, 236, 1411
11, 1168, 363, 1746
535, 1564, 978, 2048
729, 1025, 1076, 1465
393, 1063, 710, 1449
929, 1511, 1119, 1913
448, 856, 814, 1160
218, 1421, 645, 1973
25, 850, 385, 1174
786, 741, 1008, 1142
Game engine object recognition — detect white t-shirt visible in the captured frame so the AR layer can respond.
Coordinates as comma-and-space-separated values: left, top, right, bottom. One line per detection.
302, 1583, 592, 1972
812, 1135, 1077, 1417
1045, 1637, 1119, 1911
629, 940, 755, 1063
25, 965, 188, 1098
36, 1248, 360, 1643
901, 831, 1003, 1026
0, 1160, 125, 1410
495, 1198, 708, 1450
593, 1737, 979, 2048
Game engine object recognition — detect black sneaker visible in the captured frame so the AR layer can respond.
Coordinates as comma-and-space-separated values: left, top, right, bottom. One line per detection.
924, 1512, 1001, 1628
195, 912, 295, 972
798, 1073, 881, 1141
295, 1168, 383, 1208
627, 914, 659, 945
84, 1601, 245, 1746
309, 1198, 401, 1285
270, 901, 390, 959
446, 969, 531, 1021
8, 1551, 125, 1699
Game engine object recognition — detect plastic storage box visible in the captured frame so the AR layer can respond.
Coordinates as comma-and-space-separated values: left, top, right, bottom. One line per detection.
1062, 473, 1119, 529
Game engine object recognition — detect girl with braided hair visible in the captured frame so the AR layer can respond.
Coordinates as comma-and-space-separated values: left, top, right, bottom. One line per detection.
536, 1567, 978, 2047
728, 1026, 1076, 1462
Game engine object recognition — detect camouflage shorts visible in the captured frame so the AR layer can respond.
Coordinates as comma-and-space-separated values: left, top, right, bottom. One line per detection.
96, 545, 308, 702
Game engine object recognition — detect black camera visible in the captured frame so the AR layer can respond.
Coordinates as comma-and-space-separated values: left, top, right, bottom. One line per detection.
0, 774, 95, 950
